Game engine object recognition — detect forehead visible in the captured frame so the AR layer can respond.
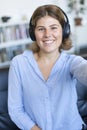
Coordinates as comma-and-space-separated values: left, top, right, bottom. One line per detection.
36, 15, 60, 26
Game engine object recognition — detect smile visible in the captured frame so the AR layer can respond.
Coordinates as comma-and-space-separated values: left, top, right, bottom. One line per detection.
43, 40, 54, 45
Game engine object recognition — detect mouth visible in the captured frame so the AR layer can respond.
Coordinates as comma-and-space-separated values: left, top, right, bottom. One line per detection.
43, 40, 54, 45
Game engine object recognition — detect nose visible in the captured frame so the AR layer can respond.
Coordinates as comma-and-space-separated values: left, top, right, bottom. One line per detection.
44, 29, 51, 38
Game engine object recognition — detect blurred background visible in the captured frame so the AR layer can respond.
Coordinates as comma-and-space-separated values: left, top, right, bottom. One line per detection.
0, 0, 87, 68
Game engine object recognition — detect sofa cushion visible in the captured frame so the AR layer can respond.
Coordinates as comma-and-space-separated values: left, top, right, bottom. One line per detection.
0, 114, 20, 130
0, 91, 8, 114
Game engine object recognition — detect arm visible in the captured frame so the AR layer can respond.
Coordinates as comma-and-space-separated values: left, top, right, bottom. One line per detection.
8, 62, 35, 130
70, 56, 87, 85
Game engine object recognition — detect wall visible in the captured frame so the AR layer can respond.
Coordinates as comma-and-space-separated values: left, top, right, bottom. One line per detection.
0, 0, 69, 20
0, 0, 55, 18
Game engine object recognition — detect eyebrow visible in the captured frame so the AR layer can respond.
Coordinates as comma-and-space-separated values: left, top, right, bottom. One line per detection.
36, 24, 59, 28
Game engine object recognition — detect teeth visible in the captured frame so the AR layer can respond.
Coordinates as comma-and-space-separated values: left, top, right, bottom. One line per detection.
44, 40, 53, 44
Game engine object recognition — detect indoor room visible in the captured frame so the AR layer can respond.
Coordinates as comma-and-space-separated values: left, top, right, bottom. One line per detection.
0, 0, 87, 130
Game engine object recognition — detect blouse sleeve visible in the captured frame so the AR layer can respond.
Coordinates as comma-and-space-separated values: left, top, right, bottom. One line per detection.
8, 60, 35, 130
70, 55, 87, 86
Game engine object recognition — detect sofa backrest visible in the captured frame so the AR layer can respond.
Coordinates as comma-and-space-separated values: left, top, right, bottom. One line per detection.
76, 81, 87, 124
0, 68, 8, 114
0, 67, 20, 130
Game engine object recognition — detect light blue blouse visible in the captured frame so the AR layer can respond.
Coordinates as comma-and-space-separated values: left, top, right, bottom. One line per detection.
8, 50, 87, 130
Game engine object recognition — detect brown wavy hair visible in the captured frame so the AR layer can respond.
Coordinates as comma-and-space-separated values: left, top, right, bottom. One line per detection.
29, 4, 72, 52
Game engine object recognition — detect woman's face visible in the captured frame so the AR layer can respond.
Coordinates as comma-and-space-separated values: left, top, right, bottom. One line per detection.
35, 15, 63, 53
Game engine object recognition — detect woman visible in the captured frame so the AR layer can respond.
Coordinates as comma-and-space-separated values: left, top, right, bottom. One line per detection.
8, 4, 87, 130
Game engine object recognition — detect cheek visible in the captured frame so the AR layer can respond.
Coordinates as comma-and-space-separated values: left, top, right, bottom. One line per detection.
35, 32, 42, 40
55, 30, 63, 45
55, 31, 63, 40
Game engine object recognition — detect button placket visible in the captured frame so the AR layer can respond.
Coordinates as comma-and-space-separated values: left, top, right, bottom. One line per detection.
44, 90, 52, 130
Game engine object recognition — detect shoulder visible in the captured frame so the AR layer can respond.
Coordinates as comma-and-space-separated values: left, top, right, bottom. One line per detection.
11, 50, 33, 66
61, 51, 87, 66
63, 52, 87, 69
60, 51, 75, 63
70, 54, 86, 65
62, 51, 85, 61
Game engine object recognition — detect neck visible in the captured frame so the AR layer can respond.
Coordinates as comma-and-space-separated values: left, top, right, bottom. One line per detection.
36, 50, 60, 64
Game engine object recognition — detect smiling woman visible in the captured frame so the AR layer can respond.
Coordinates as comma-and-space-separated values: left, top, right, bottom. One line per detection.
8, 4, 87, 130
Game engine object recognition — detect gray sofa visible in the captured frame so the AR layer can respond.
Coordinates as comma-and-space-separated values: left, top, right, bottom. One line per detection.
0, 67, 87, 130
76, 81, 87, 125
0, 67, 20, 130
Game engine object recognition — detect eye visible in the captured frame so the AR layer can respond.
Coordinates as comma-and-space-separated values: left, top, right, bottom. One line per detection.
37, 27, 45, 31
51, 26, 58, 30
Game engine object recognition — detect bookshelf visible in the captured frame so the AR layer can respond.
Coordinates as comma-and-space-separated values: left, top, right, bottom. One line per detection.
0, 21, 31, 69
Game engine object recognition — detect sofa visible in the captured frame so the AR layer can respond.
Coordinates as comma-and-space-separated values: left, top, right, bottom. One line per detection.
0, 67, 20, 130
76, 81, 87, 125
0, 67, 87, 130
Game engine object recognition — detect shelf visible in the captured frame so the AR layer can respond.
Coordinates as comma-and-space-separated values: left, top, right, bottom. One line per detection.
0, 21, 31, 69
0, 61, 10, 69
0, 38, 32, 49
0, 21, 29, 27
